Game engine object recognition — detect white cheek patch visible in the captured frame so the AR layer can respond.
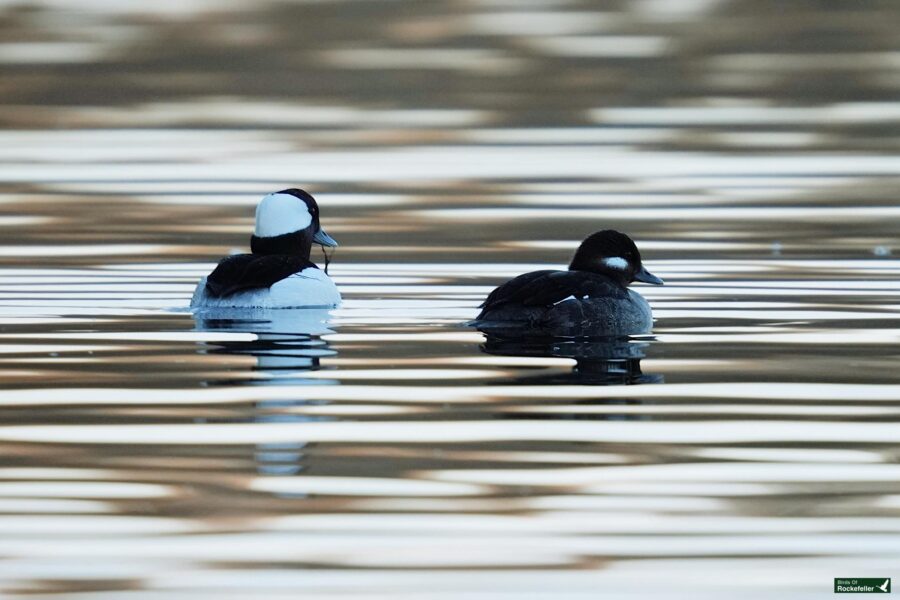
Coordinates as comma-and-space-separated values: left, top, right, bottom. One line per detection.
602, 256, 629, 270
254, 193, 313, 237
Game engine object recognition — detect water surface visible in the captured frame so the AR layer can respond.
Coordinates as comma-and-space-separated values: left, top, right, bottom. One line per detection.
1, 0, 899, 597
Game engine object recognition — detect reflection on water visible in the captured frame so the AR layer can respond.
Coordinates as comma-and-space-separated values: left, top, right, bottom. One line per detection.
1, 0, 900, 597
480, 334, 663, 386
194, 309, 336, 479
194, 308, 335, 384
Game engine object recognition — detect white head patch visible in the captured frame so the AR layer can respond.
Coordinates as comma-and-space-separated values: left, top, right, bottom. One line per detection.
602, 256, 629, 270
254, 193, 313, 237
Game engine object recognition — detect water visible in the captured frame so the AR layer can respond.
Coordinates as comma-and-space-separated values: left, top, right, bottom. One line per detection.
1, 0, 899, 597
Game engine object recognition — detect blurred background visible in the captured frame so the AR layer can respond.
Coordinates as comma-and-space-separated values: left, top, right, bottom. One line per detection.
0, 1, 899, 598
1, 0, 898, 265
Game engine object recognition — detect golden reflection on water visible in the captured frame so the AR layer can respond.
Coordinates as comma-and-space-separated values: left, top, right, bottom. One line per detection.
1, 0, 899, 597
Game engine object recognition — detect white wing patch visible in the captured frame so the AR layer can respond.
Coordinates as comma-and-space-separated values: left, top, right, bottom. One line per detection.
602, 256, 629, 270
553, 295, 577, 305
254, 193, 313, 237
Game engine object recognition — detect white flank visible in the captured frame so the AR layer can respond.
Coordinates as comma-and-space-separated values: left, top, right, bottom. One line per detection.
191, 268, 341, 309
254, 193, 313, 237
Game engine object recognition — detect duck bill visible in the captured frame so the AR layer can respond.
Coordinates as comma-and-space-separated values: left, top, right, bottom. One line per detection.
313, 227, 338, 247
634, 266, 664, 285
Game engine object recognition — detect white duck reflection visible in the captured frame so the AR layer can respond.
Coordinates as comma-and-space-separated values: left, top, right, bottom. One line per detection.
479, 333, 663, 386
193, 308, 337, 385
192, 308, 338, 478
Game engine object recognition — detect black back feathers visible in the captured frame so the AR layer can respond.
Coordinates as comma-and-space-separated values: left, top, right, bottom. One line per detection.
205, 254, 316, 298
477, 270, 627, 317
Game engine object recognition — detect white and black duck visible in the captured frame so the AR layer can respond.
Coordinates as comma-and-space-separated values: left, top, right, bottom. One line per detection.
191, 188, 340, 309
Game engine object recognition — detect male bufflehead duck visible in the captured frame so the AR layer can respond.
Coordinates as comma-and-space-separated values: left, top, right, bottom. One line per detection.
191, 188, 341, 309
474, 230, 663, 336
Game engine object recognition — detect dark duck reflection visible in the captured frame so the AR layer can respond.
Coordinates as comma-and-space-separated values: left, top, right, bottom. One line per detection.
193, 308, 337, 477
474, 230, 663, 338
480, 333, 663, 386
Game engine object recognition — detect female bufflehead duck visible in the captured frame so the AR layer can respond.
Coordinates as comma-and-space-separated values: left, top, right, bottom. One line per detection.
474, 230, 663, 336
191, 188, 341, 309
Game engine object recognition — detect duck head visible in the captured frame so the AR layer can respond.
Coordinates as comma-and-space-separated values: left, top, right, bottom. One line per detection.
250, 188, 338, 256
568, 230, 663, 286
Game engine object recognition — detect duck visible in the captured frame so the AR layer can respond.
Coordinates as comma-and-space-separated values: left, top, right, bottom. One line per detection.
473, 230, 663, 337
191, 188, 341, 309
